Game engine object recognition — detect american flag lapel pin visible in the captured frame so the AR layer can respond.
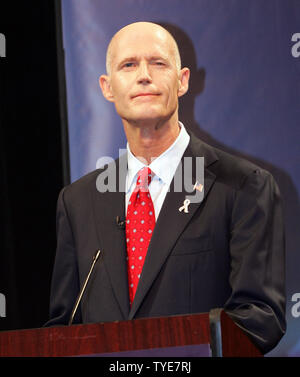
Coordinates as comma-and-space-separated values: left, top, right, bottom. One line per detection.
193, 181, 203, 193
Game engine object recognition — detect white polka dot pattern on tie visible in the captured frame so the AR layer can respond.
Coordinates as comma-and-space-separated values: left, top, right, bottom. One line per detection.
125, 167, 156, 306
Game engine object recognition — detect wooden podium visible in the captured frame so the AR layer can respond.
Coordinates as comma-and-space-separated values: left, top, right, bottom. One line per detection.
0, 309, 262, 357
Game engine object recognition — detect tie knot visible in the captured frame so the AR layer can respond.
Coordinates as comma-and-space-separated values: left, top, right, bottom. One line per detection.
136, 167, 153, 191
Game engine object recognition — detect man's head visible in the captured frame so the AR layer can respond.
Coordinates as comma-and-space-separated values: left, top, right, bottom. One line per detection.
99, 22, 190, 128
105, 22, 182, 76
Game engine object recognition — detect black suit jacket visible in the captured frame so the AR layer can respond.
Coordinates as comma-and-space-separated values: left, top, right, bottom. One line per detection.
46, 133, 286, 354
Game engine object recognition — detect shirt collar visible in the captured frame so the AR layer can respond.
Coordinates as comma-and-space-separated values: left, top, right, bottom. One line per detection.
126, 122, 190, 192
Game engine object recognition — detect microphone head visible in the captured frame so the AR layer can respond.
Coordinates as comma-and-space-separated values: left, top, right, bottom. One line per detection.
116, 216, 125, 229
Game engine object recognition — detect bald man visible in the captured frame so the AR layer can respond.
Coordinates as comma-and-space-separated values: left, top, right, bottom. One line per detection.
46, 22, 286, 354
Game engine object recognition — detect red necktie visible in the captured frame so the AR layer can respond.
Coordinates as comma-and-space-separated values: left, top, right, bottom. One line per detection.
126, 167, 155, 305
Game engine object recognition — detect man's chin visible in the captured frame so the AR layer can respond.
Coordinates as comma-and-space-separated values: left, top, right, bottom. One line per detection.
123, 110, 168, 125
128, 115, 169, 127
118, 106, 176, 127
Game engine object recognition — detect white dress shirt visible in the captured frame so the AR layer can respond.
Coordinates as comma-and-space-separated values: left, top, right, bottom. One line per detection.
126, 122, 190, 220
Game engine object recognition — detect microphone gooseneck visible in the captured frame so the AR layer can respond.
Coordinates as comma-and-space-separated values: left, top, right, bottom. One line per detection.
68, 249, 101, 326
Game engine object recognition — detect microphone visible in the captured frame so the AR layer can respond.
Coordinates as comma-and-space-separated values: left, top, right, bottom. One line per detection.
68, 249, 101, 326
116, 215, 125, 229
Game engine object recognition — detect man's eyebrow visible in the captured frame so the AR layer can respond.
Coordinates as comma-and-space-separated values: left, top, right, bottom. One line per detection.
117, 55, 169, 68
148, 55, 169, 62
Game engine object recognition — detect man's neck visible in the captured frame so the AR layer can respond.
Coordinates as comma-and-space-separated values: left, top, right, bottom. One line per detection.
123, 118, 180, 165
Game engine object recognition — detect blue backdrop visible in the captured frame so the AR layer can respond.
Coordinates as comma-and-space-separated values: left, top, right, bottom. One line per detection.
61, 0, 300, 356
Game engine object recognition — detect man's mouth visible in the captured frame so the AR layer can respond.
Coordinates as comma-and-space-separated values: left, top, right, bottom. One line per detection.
132, 93, 160, 99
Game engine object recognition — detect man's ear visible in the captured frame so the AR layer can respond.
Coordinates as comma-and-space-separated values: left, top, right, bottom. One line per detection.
99, 75, 114, 102
178, 67, 190, 98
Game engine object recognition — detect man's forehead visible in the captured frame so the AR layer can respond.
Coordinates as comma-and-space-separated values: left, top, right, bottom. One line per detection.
112, 27, 171, 51
110, 31, 174, 61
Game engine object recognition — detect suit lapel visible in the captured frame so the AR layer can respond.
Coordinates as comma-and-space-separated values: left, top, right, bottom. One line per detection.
91, 153, 130, 319
129, 134, 218, 319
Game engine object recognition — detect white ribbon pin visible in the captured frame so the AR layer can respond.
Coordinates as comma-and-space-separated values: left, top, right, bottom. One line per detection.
179, 199, 191, 213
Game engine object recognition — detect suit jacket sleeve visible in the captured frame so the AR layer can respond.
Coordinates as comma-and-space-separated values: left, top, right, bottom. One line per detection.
45, 187, 82, 326
224, 168, 286, 354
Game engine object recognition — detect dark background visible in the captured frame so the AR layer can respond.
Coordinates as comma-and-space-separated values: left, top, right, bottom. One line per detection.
0, 0, 65, 330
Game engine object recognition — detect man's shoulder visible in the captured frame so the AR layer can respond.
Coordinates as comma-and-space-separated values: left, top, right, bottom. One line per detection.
61, 166, 110, 200
190, 133, 273, 189
60, 153, 126, 201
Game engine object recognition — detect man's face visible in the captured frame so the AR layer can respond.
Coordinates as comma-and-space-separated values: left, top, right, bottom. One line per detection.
100, 24, 189, 126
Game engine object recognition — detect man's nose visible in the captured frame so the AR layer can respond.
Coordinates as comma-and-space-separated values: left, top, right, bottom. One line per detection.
137, 62, 152, 84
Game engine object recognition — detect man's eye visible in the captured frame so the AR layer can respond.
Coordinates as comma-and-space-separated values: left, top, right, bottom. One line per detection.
123, 62, 135, 68
152, 61, 165, 67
